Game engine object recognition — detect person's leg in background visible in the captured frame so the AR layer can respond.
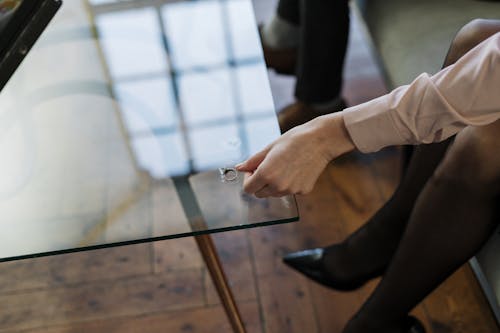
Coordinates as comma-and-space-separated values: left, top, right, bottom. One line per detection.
278, 0, 350, 132
260, 0, 301, 74
283, 19, 500, 316
260, 0, 350, 133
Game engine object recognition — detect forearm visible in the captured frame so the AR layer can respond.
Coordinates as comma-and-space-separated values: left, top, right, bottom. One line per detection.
342, 32, 500, 153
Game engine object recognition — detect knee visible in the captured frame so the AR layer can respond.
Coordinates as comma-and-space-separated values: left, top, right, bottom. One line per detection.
446, 19, 500, 65
432, 124, 500, 194
455, 19, 491, 44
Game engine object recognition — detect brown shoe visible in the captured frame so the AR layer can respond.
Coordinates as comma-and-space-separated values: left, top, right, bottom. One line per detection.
259, 25, 297, 75
278, 99, 347, 133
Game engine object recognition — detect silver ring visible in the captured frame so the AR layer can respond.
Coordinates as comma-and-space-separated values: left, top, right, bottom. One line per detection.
219, 167, 238, 182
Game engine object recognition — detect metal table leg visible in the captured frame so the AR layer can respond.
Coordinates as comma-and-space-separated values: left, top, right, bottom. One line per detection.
172, 177, 246, 333
195, 234, 247, 333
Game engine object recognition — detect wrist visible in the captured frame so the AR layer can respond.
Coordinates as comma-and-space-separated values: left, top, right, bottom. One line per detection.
311, 113, 356, 161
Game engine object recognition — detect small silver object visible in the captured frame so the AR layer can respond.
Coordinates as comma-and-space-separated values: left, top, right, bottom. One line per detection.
219, 167, 238, 182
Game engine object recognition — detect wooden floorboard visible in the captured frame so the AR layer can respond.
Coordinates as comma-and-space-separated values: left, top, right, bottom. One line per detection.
14, 302, 262, 333
423, 265, 499, 333
0, 269, 204, 332
257, 271, 318, 333
205, 231, 257, 305
0, 244, 153, 294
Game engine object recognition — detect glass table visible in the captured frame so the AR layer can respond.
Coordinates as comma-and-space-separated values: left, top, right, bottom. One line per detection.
0, 0, 299, 332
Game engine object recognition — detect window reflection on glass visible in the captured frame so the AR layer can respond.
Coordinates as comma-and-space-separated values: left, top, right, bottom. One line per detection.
0, 0, 298, 260
132, 133, 189, 178
95, 7, 167, 79
189, 124, 242, 170
235, 63, 275, 116
245, 117, 281, 155
90, 0, 277, 178
177, 68, 236, 126
162, 0, 227, 71
114, 77, 177, 133
226, 0, 262, 60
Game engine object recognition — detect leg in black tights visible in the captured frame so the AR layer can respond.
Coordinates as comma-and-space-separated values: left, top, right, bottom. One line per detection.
343, 118, 500, 333
321, 19, 500, 286
322, 139, 452, 285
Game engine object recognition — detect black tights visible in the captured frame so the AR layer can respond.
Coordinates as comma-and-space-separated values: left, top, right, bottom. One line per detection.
319, 19, 500, 333
344, 130, 499, 333
323, 139, 453, 287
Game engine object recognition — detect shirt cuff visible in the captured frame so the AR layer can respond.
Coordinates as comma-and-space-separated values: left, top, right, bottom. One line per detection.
343, 95, 407, 153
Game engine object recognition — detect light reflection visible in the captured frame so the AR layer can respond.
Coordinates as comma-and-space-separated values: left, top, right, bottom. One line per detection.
0, 116, 35, 200
96, 7, 168, 79
113, 77, 177, 132
226, 0, 263, 60
244, 117, 281, 154
93, 0, 278, 178
235, 63, 275, 115
0, 0, 297, 260
162, 0, 228, 71
188, 124, 241, 170
177, 68, 236, 126
132, 133, 189, 178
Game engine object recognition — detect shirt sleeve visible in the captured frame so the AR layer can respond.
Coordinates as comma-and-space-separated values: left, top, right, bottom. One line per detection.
343, 32, 500, 153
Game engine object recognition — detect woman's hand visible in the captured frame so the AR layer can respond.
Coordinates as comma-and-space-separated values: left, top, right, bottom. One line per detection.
235, 113, 355, 198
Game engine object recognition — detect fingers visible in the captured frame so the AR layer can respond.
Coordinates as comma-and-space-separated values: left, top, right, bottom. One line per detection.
243, 166, 292, 197
235, 146, 270, 172
242, 169, 268, 195
236, 147, 273, 195
254, 185, 288, 198
254, 186, 273, 198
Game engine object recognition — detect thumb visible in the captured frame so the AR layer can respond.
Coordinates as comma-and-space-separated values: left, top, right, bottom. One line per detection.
235, 147, 270, 172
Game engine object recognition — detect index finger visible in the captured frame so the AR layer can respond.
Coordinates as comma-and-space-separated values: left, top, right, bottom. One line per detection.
235, 147, 270, 172
242, 169, 268, 195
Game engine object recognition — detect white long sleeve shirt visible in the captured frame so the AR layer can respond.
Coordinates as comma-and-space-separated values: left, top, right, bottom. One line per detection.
343, 32, 500, 153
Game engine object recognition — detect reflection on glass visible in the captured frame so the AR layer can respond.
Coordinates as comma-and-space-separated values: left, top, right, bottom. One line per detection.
245, 117, 281, 154
114, 77, 177, 132
162, 0, 228, 70
0, 115, 34, 201
189, 124, 241, 170
96, 7, 167, 78
226, 0, 262, 60
0, 0, 298, 262
178, 68, 236, 126
132, 133, 189, 178
0, 0, 21, 32
236, 63, 275, 115
189, 170, 296, 229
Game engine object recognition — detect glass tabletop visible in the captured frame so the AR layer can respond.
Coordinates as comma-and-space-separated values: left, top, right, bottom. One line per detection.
0, 0, 298, 262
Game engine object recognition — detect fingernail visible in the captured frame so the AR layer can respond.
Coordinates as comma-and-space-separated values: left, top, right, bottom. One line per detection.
235, 162, 244, 169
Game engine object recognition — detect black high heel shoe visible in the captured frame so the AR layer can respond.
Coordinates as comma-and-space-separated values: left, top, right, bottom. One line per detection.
405, 316, 426, 333
282, 248, 384, 291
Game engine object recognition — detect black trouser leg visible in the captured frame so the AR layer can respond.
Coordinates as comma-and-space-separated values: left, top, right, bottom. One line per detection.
277, 0, 300, 25
295, 0, 349, 104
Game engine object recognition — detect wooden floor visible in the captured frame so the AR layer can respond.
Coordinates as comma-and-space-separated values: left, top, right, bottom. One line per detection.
0, 1, 498, 333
